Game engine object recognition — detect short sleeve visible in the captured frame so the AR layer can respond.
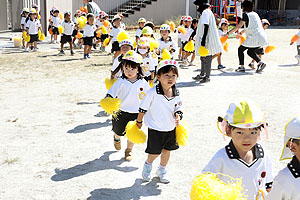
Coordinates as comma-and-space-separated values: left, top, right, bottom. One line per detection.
201, 10, 209, 25
25, 22, 29, 29
110, 28, 114, 37
111, 56, 121, 72
38, 21, 41, 27
242, 13, 249, 27
202, 150, 224, 174
265, 155, 273, 189
107, 79, 122, 98
266, 170, 290, 200
139, 88, 154, 112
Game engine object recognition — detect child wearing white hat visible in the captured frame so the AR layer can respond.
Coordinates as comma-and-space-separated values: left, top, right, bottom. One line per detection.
108, 15, 124, 59
136, 18, 146, 42
266, 116, 300, 200
202, 99, 273, 199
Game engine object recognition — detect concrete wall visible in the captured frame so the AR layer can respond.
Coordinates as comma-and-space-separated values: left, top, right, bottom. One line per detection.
0, 0, 8, 31
124, 0, 198, 25
11, 0, 24, 31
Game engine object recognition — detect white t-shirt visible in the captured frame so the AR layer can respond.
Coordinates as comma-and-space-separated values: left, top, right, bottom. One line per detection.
141, 55, 155, 77
158, 37, 177, 58
110, 27, 123, 42
20, 17, 26, 29
139, 84, 182, 132
136, 28, 143, 38
266, 156, 300, 200
121, 22, 126, 30
25, 19, 41, 35
236, 1, 243, 18
51, 16, 61, 28
201, 10, 210, 25
111, 55, 123, 78
107, 77, 151, 113
149, 52, 158, 68
218, 28, 227, 37
62, 21, 74, 35
296, 31, 300, 45
83, 23, 96, 37
181, 27, 194, 42
202, 141, 273, 200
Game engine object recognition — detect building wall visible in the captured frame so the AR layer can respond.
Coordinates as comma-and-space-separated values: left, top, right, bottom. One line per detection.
0, 0, 8, 31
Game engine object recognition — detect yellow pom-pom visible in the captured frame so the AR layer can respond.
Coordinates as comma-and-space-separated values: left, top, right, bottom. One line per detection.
103, 38, 110, 46
184, 40, 195, 52
169, 21, 175, 32
105, 77, 117, 90
99, 97, 121, 115
149, 80, 154, 88
117, 31, 130, 43
133, 41, 137, 49
97, 30, 101, 38
59, 13, 63, 20
38, 30, 42, 38
176, 121, 189, 146
76, 32, 83, 39
198, 46, 209, 57
223, 42, 229, 52
24, 35, 30, 42
37, 14, 41, 20
291, 34, 300, 43
81, 16, 87, 23
22, 31, 27, 39
190, 172, 246, 200
150, 39, 159, 52
240, 35, 246, 46
100, 26, 108, 34
161, 49, 171, 60
58, 25, 64, 34
103, 20, 109, 28
265, 45, 276, 54
78, 18, 86, 29
39, 33, 45, 41
220, 35, 228, 45
125, 121, 147, 144
178, 26, 187, 35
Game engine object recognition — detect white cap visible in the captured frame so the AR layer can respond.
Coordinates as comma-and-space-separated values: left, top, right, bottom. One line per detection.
112, 15, 121, 21
280, 116, 300, 160
138, 18, 146, 23
219, 18, 229, 28
261, 19, 270, 25
119, 39, 134, 48
122, 50, 143, 64
185, 16, 192, 21
156, 59, 178, 73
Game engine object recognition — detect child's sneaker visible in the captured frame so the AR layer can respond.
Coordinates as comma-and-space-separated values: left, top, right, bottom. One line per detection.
156, 167, 170, 183
124, 148, 132, 161
24, 47, 29, 52
33, 48, 38, 52
183, 59, 189, 66
113, 136, 121, 150
87, 54, 91, 58
256, 62, 266, 73
189, 62, 196, 66
70, 50, 75, 56
59, 50, 65, 55
217, 64, 226, 69
142, 162, 152, 181
93, 43, 96, 49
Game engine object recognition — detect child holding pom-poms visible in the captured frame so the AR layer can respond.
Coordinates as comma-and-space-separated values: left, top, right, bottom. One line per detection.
59, 11, 75, 56
20, 8, 29, 49
203, 98, 273, 199
108, 15, 124, 59
102, 50, 151, 161
24, 8, 42, 52
290, 26, 300, 65
136, 59, 183, 183
83, 13, 97, 59
50, 8, 61, 44
158, 24, 177, 60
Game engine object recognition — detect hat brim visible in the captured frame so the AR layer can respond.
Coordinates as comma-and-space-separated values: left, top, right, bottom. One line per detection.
280, 136, 300, 161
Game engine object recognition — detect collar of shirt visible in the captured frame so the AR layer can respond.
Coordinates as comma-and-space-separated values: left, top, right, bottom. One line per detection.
287, 156, 300, 178
156, 83, 179, 97
225, 140, 264, 160
160, 36, 172, 42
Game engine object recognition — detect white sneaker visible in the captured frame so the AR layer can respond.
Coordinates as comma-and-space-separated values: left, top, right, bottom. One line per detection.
142, 162, 152, 181
33, 48, 38, 52
295, 55, 300, 63
24, 47, 29, 52
183, 59, 189, 65
156, 167, 170, 183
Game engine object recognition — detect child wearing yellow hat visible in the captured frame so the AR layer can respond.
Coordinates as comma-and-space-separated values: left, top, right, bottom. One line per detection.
266, 116, 300, 200
202, 99, 273, 199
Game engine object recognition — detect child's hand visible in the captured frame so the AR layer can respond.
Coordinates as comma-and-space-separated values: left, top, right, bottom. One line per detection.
290, 42, 294, 45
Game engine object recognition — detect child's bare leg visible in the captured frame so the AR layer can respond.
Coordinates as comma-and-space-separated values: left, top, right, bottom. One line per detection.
191, 52, 195, 62
217, 54, 221, 65
69, 42, 73, 51
160, 149, 170, 166
26, 42, 31, 48
127, 140, 134, 150
147, 154, 160, 164
34, 41, 37, 49
61, 43, 64, 51
84, 45, 88, 54
88, 46, 92, 54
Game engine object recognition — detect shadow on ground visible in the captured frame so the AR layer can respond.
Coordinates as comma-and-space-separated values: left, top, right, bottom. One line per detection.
51, 151, 138, 182
88, 178, 161, 200
67, 119, 111, 134
277, 63, 299, 67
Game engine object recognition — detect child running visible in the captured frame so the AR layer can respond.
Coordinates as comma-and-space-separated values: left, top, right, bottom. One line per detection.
290, 26, 300, 65
158, 24, 177, 60
266, 116, 300, 200
136, 59, 183, 183
24, 8, 42, 52
105, 50, 151, 161
203, 98, 273, 199
59, 11, 75, 55
213, 18, 229, 69
177, 16, 186, 60
108, 15, 124, 59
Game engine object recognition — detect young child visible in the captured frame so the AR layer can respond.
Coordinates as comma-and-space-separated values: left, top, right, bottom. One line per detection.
111, 39, 134, 79
108, 15, 123, 59
212, 18, 229, 69
136, 18, 146, 42
48, 8, 55, 43
290, 26, 300, 65
187, 18, 198, 66
136, 59, 183, 183
118, 13, 126, 30
83, 13, 97, 59
20, 8, 29, 48
72, 10, 81, 48
203, 99, 273, 199
158, 24, 177, 59
177, 16, 186, 60
137, 37, 155, 82
181, 16, 195, 66
60, 11, 75, 55
266, 116, 300, 200
50, 8, 61, 44
24, 8, 42, 52
105, 50, 150, 161
193, 0, 223, 83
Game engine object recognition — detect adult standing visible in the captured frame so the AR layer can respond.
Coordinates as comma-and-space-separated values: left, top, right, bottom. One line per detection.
228, 1, 268, 73
193, 0, 223, 83
83, 0, 101, 16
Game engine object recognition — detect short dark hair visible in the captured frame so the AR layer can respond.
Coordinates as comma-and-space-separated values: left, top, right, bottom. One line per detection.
157, 65, 179, 77
290, 138, 300, 145
242, 1, 254, 12
112, 60, 144, 78
87, 13, 94, 20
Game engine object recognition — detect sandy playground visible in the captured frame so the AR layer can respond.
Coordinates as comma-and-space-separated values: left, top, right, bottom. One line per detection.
1, 27, 300, 199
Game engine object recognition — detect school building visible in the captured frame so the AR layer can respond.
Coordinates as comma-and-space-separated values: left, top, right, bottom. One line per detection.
0, 0, 299, 32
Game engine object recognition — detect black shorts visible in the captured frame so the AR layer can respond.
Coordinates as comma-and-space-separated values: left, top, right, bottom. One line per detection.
111, 41, 120, 53
83, 37, 93, 46
29, 34, 39, 43
52, 27, 59, 35
101, 34, 109, 42
61, 34, 72, 44
112, 111, 138, 136
145, 128, 179, 155
72, 29, 78, 37
255, 47, 264, 55
48, 25, 51, 31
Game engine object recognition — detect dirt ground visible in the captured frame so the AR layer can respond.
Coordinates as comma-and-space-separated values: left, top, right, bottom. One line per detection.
1, 28, 300, 200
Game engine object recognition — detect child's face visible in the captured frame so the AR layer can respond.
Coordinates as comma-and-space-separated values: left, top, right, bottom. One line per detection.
287, 139, 300, 160
114, 19, 121, 26
88, 16, 94, 25
120, 45, 131, 54
186, 21, 192, 27
65, 14, 70, 22
227, 127, 260, 154
30, 14, 36, 20
123, 65, 138, 80
25, 12, 29, 17
182, 21, 187, 26
263, 24, 269, 30
193, 22, 198, 28
54, 12, 59, 17
157, 70, 177, 89
222, 24, 228, 31
139, 22, 145, 28
160, 30, 169, 38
